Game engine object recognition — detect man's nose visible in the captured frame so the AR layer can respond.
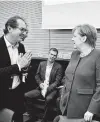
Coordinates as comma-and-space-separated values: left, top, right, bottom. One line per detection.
24, 31, 28, 35
52, 55, 55, 58
51, 55, 53, 58
23, 32, 28, 38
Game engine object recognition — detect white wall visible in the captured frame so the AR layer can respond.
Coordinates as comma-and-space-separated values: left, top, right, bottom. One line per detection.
42, 1, 100, 29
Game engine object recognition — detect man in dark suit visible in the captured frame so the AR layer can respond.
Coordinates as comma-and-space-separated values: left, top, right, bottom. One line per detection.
25, 48, 63, 122
0, 16, 32, 122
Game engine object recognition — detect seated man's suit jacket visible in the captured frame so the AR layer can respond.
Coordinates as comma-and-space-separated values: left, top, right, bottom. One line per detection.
0, 36, 25, 109
35, 61, 63, 97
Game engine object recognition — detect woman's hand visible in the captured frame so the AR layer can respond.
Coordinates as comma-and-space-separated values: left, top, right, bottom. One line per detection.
84, 111, 93, 122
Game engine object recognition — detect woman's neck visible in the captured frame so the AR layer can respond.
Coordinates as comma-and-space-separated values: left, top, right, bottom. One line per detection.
79, 44, 94, 57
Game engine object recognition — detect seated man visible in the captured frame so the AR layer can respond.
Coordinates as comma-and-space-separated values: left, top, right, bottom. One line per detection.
25, 48, 63, 122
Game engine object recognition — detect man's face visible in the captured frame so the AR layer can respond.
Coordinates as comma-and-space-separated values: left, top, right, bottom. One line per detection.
9, 19, 28, 44
48, 50, 57, 63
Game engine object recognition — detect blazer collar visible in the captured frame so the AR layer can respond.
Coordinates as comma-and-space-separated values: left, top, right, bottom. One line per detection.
4, 35, 19, 49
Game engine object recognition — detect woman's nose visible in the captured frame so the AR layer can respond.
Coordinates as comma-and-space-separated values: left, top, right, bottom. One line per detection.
71, 37, 74, 42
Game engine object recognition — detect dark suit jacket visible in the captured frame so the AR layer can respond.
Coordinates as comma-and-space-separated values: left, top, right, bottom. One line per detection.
35, 61, 63, 97
0, 36, 25, 109
60, 49, 100, 118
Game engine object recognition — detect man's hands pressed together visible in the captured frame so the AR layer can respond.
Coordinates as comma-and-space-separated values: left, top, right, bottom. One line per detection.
18, 51, 32, 69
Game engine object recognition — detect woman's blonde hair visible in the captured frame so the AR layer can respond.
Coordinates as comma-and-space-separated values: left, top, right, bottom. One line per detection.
72, 24, 97, 48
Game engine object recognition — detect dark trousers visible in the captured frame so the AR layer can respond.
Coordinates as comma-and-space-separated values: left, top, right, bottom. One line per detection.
6, 82, 25, 122
25, 88, 57, 121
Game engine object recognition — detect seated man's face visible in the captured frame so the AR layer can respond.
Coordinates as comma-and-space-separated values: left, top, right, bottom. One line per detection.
48, 50, 57, 63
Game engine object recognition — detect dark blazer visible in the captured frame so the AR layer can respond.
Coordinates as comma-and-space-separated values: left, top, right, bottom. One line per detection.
0, 36, 25, 109
60, 49, 100, 118
35, 61, 63, 96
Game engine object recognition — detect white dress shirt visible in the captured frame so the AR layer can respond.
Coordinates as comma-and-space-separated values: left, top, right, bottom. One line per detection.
4, 36, 21, 89
41, 62, 53, 97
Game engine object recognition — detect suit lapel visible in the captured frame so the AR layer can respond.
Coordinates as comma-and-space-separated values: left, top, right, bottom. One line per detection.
18, 42, 25, 55
66, 51, 81, 75
70, 53, 81, 74
0, 36, 11, 65
18, 44, 22, 54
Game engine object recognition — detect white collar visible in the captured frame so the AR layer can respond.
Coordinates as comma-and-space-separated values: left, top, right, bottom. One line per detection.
4, 35, 19, 48
4, 35, 12, 48
47, 61, 54, 67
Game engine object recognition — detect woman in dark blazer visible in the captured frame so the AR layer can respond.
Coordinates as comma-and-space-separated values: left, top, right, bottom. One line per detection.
54, 24, 100, 122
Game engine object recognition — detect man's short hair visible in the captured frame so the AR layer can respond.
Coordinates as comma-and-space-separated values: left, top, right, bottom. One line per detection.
3, 16, 27, 34
49, 48, 58, 55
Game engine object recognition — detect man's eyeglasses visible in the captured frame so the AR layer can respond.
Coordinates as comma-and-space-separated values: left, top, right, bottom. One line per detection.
16, 27, 28, 34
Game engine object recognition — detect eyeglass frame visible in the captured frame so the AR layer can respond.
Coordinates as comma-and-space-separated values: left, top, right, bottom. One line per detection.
16, 27, 28, 34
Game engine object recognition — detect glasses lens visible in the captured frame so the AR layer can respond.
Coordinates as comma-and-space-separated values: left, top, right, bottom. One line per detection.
17, 27, 28, 33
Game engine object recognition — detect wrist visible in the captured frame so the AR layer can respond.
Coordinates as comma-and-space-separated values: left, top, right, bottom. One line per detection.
17, 63, 21, 71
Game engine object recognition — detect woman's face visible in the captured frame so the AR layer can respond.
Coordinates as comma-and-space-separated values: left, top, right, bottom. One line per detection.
72, 29, 84, 50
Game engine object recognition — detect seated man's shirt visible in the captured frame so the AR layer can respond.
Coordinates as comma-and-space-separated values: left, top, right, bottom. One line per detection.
41, 62, 54, 97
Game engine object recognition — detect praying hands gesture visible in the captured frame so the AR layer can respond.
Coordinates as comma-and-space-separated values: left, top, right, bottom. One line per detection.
18, 51, 32, 69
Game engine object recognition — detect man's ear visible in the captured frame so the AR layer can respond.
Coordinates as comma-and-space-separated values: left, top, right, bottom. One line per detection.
82, 36, 87, 43
7, 26, 13, 33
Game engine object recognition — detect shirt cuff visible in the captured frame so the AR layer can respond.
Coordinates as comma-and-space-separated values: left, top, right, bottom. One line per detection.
17, 63, 21, 71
